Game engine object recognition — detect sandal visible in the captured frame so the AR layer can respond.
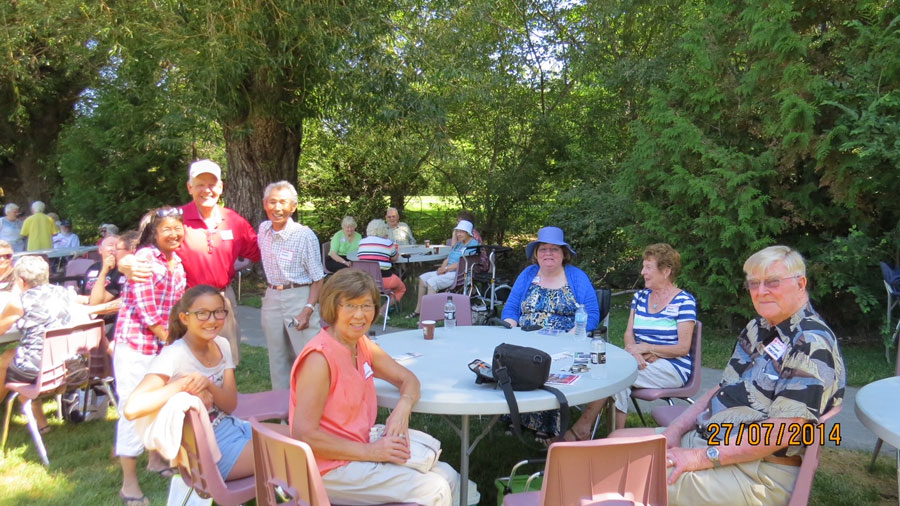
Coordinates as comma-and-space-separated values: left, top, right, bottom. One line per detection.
150, 466, 177, 478
560, 428, 590, 442
535, 431, 554, 447
119, 490, 149, 506
404, 312, 420, 320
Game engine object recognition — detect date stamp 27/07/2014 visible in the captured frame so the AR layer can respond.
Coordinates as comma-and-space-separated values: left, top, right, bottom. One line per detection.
705, 422, 841, 446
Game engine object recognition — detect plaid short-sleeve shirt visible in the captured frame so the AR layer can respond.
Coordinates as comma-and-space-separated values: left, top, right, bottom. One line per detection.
703, 303, 846, 457
114, 246, 186, 355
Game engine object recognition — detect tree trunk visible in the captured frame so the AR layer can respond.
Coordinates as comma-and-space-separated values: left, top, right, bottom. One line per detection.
222, 113, 303, 228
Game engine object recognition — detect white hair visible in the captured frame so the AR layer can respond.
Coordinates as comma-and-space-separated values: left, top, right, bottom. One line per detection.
31, 201, 45, 213
263, 181, 299, 205
14, 255, 50, 287
743, 245, 806, 278
4, 203, 19, 214
366, 219, 390, 238
341, 216, 357, 228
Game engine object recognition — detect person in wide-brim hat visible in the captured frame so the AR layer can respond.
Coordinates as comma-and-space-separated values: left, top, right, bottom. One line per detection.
500, 225, 600, 445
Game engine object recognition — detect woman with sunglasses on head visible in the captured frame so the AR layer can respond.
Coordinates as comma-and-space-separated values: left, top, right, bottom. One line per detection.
113, 206, 186, 506
124, 286, 253, 483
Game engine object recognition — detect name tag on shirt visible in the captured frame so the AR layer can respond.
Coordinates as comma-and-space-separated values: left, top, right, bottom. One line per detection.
363, 362, 374, 380
220, 229, 234, 241
763, 338, 788, 361
279, 250, 294, 263
662, 304, 679, 317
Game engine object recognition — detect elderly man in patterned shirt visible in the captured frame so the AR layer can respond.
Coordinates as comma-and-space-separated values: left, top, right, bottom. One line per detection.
617, 245, 846, 506
258, 181, 325, 390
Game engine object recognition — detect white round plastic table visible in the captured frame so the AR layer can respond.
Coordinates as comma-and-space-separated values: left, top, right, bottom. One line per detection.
373, 326, 638, 506
348, 244, 450, 264
855, 376, 900, 500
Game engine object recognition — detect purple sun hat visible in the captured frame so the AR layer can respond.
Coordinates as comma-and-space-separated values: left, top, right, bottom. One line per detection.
525, 226, 576, 259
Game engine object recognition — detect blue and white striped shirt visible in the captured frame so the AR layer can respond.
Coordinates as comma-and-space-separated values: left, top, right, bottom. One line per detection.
631, 289, 697, 382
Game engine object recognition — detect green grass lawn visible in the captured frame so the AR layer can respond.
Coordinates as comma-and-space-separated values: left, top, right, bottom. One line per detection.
1, 338, 897, 505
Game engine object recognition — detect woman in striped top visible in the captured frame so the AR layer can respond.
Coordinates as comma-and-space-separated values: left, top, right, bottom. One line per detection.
356, 219, 406, 302
566, 243, 696, 440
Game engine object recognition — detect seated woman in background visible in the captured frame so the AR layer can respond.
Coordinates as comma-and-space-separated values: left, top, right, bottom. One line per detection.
124, 285, 254, 481
409, 220, 480, 318
0, 255, 85, 434
502, 226, 599, 331
500, 226, 599, 444
0, 241, 14, 311
326, 216, 361, 272
356, 219, 406, 302
290, 269, 470, 506
565, 243, 697, 441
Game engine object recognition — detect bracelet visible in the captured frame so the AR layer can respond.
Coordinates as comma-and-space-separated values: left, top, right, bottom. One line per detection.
304, 303, 315, 310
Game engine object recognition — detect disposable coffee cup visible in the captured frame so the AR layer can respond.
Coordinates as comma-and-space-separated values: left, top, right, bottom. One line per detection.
422, 320, 436, 340
433, 246, 440, 254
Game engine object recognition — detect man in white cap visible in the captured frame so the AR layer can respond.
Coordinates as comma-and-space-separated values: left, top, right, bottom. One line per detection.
408, 219, 479, 317
122, 159, 260, 365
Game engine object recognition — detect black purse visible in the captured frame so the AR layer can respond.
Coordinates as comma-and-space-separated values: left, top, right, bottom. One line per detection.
489, 343, 569, 444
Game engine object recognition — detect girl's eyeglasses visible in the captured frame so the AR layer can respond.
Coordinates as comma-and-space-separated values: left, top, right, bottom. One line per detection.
184, 309, 229, 321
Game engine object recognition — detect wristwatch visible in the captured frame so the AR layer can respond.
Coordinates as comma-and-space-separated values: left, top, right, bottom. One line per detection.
304, 303, 315, 311
706, 446, 721, 468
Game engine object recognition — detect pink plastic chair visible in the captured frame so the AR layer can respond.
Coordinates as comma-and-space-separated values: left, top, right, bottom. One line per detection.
419, 293, 473, 328
631, 322, 703, 426
63, 258, 95, 291
250, 418, 415, 506
232, 389, 290, 421
1, 319, 105, 465
322, 242, 333, 275
348, 260, 394, 331
177, 407, 256, 506
788, 405, 842, 506
502, 434, 668, 506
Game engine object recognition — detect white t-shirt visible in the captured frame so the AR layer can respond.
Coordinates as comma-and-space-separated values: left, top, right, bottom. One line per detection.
146, 336, 235, 422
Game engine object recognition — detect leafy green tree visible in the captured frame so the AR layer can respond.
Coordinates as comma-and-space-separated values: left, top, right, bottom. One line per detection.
0, 0, 110, 205
620, 0, 900, 335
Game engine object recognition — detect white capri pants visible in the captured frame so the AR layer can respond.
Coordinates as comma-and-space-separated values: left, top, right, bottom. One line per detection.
420, 270, 457, 291
614, 358, 685, 413
323, 460, 479, 506
113, 344, 157, 457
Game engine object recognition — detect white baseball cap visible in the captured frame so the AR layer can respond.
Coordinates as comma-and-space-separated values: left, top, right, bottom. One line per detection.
189, 159, 222, 181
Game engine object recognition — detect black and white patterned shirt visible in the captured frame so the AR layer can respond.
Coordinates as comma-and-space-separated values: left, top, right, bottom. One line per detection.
14, 284, 81, 372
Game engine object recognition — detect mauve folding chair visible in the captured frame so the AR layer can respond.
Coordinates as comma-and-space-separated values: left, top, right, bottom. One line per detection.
177, 407, 256, 506
419, 293, 473, 328
630, 321, 703, 426
348, 260, 394, 331
502, 434, 668, 506
250, 418, 416, 506
1, 319, 105, 465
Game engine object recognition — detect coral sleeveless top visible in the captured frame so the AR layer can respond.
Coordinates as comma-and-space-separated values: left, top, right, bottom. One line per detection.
289, 329, 378, 474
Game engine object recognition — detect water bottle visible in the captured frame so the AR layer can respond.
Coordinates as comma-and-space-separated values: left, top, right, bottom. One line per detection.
573, 304, 587, 342
590, 331, 607, 379
444, 296, 457, 329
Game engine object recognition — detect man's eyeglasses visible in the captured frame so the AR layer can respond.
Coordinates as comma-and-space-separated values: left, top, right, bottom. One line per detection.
340, 303, 376, 313
156, 208, 184, 218
184, 309, 229, 321
0, 253, 12, 260
744, 275, 801, 291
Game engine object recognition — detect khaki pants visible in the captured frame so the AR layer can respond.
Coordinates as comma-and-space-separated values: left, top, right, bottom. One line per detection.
220, 286, 242, 366
261, 285, 321, 390
668, 430, 798, 506
323, 460, 465, 506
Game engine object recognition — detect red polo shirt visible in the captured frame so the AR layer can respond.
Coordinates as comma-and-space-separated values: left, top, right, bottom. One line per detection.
177, 202, 261, 290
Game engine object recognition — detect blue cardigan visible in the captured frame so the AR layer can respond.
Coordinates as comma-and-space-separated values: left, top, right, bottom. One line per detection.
501, 264, 600, 331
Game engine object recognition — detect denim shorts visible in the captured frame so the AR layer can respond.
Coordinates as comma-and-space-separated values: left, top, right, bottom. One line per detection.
214, 415, 252, 479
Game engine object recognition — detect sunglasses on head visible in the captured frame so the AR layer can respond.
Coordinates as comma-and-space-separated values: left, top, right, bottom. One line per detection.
156, 208, 184, 218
